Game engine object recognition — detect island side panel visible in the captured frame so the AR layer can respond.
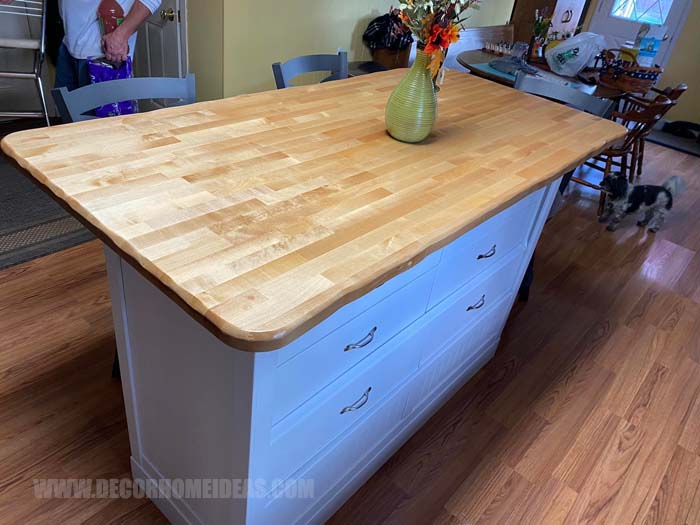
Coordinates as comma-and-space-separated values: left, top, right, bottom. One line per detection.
105, 247, 257, 525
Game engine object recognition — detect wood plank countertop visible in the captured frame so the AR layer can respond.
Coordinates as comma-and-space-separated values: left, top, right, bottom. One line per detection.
1, 70, 626, 351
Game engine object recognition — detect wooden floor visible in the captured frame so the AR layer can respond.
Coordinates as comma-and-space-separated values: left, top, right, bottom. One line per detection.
1, 143, 699, 524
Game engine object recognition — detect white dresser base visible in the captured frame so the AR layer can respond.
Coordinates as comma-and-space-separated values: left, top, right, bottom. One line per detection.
105, 180, 560, 525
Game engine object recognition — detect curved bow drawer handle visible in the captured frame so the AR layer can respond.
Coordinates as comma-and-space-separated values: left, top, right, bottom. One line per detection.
467, 295, 486, 312
340, 387, 372, 414
477, 245, 497, 260
344, 327, 377, 352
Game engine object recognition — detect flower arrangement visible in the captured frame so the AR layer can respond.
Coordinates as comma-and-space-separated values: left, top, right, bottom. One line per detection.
533, 8, 552, 39
398, 0, 480, 79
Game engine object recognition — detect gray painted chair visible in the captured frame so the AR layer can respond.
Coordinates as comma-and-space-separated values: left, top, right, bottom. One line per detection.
52, 74, 196, 123
514, 72, 613, 118
272, 51, 348, 89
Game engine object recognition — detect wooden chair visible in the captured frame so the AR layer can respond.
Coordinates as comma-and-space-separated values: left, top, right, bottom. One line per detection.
272, 51, 348, 89
0, 0, 49, 126
583, 95, 674, 214
52, 74, 196, 123
621, 83, 688, 179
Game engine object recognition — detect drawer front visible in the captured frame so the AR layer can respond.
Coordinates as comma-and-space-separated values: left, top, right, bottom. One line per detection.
403, 294, 512, 422
252, 386, 410, 525
273, 268, 435, 424
429, 187, 544, 309
418, 249, 522, 365
274, 250, 441, 365
267, 324, 421, 482
404, 332, 501, 422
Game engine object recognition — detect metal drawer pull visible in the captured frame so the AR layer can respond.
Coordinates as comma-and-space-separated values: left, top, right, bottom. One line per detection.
477, 245, 497, 260
344, 327, 377, 352
340, 387, 372, 414
467, 295, 486, 311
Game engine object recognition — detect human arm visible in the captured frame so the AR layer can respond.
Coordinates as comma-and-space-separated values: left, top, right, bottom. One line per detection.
101, 0, 161, 63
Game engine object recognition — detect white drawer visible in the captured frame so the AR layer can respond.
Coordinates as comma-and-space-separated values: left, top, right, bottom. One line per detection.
429, 187, 545, 309
266, 324, 421, 483
274, 250, 441, 365
419, 249, 522, 365
403, 293, 512, 422
252, 385, 410, 525
272, 266, 435, 424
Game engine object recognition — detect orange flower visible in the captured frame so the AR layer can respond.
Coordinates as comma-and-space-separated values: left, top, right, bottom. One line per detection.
442, 24, 461, 46
424, 23, 460, 54
429, 48, 445, 79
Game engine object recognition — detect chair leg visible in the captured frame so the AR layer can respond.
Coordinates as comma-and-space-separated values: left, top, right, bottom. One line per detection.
598, 156, 612, 216
598, 191, 607, 216
637, 139, 645, 180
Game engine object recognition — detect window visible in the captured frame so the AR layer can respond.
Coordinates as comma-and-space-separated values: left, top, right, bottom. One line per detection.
610, 0, 674, 24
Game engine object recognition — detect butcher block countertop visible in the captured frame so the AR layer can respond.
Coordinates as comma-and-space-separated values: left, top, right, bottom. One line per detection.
1, 70, 625, 351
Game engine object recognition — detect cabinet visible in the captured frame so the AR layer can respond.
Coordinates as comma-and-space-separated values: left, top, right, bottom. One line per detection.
510, 0, 589, 43
105, 179, 560, 525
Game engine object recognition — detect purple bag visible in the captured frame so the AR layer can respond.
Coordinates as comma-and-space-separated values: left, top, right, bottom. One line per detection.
87, 57, 139, 118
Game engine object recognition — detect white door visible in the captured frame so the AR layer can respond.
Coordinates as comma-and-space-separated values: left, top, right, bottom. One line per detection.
134, 0, 189, 108
588, 0, 692, 68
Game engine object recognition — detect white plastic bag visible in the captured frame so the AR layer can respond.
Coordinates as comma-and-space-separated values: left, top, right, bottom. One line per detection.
545, 32, 606, 77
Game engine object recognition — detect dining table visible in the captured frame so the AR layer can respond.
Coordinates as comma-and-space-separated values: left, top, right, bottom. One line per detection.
456, 49, 626, 100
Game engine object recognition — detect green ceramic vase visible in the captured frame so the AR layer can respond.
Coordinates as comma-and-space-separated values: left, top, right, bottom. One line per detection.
385, 50, 437, 144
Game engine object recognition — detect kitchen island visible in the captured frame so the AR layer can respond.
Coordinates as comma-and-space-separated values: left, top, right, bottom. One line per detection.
2, 70, 624, 524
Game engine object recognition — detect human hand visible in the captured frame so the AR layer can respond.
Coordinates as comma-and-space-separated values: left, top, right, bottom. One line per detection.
101, 27, 129, 63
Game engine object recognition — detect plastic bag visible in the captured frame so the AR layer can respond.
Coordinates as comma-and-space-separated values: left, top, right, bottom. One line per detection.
87, 57, 138, 118
545, 32, 606, 77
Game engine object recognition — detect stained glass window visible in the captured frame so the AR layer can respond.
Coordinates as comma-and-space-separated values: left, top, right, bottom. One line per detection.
610, 0, 674, 24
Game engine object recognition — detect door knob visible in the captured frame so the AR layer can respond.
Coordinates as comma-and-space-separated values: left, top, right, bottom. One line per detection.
160, 8, 176, 21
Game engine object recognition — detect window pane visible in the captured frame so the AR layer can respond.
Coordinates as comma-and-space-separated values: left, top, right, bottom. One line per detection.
610, 0, 673, 24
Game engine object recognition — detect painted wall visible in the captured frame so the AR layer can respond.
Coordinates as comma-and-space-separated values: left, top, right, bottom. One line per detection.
659, 0, 700, 121
583, 0, 700, 122
187, 0, 225, 101
468, 0, 516, 29
220, 0, 394, 96
200, 0, 516, 98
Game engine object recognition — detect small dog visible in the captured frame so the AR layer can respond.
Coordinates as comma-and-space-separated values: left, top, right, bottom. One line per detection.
599, 174, 685, 232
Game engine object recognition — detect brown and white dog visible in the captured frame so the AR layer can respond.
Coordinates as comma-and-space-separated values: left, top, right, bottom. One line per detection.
599, 175, 685, 233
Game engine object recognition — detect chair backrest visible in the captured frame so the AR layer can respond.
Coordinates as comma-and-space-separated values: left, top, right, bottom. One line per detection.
613, 95, 674, 151
409, 24, 514, 70
52, 74, 196, 123
654, 83, 688, 102
515, 72, 614, 117
272, 51, 348, 89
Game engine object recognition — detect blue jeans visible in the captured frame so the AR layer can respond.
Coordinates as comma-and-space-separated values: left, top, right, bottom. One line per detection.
54, 43, 91, 91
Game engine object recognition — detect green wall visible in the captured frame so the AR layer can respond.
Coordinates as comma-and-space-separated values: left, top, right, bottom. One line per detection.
189, 0, 518, 99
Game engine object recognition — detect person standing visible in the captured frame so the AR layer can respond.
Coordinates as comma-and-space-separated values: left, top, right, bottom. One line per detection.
54, 0, 161, 90
0, 0, 160, 89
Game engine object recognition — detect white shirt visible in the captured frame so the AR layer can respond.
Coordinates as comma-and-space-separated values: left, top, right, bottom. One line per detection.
59, 0, 161, 60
